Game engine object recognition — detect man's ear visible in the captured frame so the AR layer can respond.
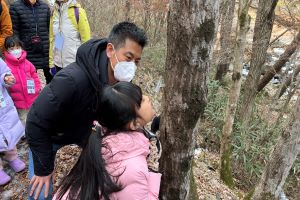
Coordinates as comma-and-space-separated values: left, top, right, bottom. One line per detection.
106, 43, 114, 58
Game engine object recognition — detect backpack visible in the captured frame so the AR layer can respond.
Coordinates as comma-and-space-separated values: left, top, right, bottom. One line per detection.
52, 6, 79, 24
74, 6, 79, 24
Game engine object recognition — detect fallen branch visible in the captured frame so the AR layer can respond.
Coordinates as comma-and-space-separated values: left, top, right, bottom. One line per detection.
269, 29, 290, 46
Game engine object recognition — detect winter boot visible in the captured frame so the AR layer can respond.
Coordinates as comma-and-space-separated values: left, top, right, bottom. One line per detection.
0, 170, 11, 185
8, 158, 25, 173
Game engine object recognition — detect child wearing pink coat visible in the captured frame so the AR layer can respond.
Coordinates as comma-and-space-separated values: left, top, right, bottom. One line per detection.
54, 82, 161, 200
4, 35, 41, 126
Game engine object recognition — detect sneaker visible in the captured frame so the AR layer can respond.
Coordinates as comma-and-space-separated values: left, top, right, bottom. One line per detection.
8, 158, 26, 173
0, 170, 11, 185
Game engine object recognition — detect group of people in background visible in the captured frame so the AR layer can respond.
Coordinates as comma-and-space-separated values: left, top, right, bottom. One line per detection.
1, 1, 162, 200
0, 0, 90, 186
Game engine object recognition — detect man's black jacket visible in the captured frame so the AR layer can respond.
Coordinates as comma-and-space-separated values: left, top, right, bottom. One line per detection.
26, 39, 109, 176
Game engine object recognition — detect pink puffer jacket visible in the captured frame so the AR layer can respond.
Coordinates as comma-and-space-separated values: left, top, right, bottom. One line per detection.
103, 131, 161, 199
4, 50, 41, 109
54, 131, 161, 200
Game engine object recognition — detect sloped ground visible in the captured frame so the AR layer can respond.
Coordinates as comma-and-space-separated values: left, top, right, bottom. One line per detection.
0, 143, 243, 200
193, 150, 242, 200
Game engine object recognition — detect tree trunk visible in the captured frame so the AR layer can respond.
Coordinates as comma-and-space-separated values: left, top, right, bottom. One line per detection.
238, 0, 278, 124
124, 0, 131, 21
274, 79, 300, 127
143, 0, 151, 33
251, 96, 300, 199
153, 11, 167, 44
257, 31, 300, 92
220, 0, 251, 188
215, 0, 235, 81
159, 0, 219, 199
277, 64, 300, 98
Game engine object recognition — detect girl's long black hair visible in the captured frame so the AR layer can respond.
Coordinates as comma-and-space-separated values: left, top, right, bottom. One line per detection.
56, 82, 143, 200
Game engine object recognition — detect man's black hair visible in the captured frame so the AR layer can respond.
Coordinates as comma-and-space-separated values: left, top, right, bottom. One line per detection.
108, 21, 148, 49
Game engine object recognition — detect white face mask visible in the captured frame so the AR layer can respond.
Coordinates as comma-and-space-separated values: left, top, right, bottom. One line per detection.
114, 61, 137, 82
112, 48, 137, 82
9, 49, 22, 59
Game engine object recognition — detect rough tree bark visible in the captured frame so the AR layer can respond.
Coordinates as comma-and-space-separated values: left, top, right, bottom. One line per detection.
251, 95, 300, 199
257, 31, 300, 92
153, 11, 167, 44
220, 0, 251, 188
159, 0, 219, 199
215, 0, 235, 81
124, 0, 131, 21
274, 80, 300, 128
238, 0, 278, 124
143, 0, 151, 33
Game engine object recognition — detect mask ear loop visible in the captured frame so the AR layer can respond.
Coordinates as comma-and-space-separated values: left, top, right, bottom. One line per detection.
109, 59, 115, 71
109, 44, 119, 71
112, 45, 120, 63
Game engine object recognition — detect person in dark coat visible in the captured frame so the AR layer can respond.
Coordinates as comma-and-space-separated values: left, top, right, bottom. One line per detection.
26, 21, 148, 200
9, 0, 51, 83
0, 0, 13, 52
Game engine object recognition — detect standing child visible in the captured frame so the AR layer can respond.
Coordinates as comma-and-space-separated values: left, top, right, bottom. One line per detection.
54, 82, 162, 200
4, 35, 41, 127
0, 58, 25, 186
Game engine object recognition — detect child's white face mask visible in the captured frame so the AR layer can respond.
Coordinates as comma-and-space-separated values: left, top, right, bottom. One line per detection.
9, 49, 22, 59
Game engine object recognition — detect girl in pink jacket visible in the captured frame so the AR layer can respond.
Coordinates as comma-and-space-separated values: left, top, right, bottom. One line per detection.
54, 82, 162, 200
4, 35, 41, 126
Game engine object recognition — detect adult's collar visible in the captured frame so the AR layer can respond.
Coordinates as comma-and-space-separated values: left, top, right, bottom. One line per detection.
99, 50, 109, 85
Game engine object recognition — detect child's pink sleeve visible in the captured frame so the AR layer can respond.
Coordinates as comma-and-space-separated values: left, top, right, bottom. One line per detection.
29, 61, 41, 92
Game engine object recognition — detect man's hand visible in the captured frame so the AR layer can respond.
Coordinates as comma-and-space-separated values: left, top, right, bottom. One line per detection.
4, 74, 16, 85
29, 173, 52, 199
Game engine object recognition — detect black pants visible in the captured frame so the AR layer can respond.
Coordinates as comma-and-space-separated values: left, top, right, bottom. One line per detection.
55, 65, 63, 73
42, 66, 63, 84
43, 67, 53, 84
